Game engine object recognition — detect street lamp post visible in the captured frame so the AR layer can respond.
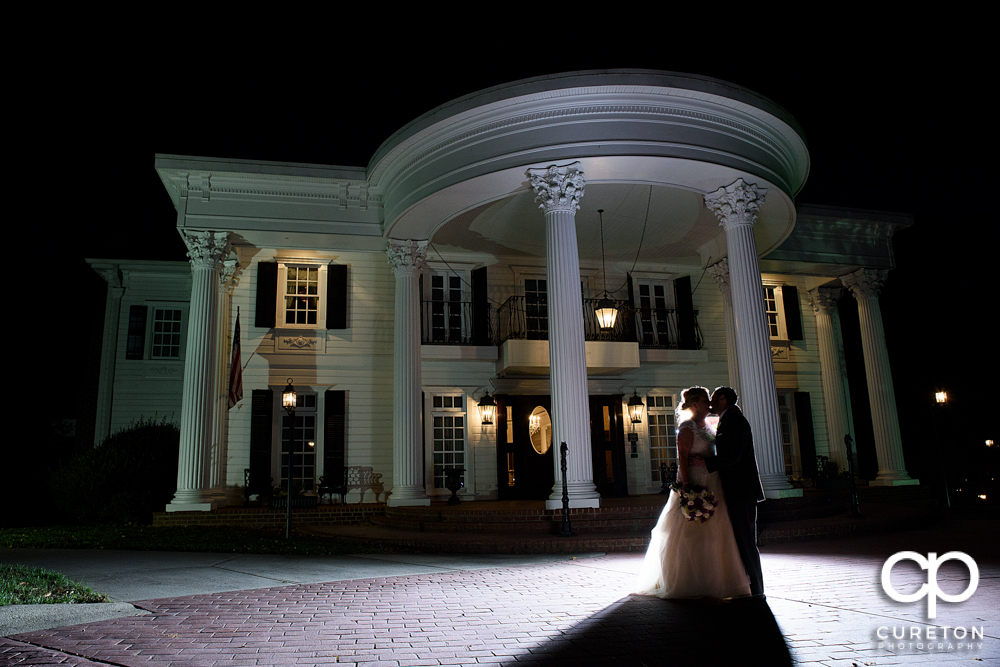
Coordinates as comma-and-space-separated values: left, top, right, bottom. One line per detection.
933, 391, 951, 510
282, 379, 297, 540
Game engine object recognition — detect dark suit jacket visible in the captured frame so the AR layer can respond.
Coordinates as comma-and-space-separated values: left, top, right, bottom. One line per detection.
705, 406, 765, 503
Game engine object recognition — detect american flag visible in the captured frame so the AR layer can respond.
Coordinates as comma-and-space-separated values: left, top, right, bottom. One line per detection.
228, 309, 243, 408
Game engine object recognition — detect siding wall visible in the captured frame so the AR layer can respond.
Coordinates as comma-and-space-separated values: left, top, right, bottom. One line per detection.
107, 267, 191, 437
102, 250, 845, 503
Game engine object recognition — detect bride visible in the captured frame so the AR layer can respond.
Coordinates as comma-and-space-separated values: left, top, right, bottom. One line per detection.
635, 386, 751, 599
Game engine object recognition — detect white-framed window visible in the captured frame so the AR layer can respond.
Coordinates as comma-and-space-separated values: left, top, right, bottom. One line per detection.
510, 266, 591, 340
777, 391, 798, 478
423, 267, 469, 344
276, 392, 318, 492
762, 283, 788, 340
646, 394, 677, 483
150, 307, 184, 359
632, 276, 676, 348
427, 393, 467, 491
125, 302, 188, 361
275, 264, 327, 329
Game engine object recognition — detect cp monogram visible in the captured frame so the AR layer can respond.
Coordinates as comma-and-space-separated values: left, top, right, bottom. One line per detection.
881, 551, 979, 618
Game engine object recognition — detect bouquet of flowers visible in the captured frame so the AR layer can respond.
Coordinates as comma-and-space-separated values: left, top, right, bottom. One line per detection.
670, 481, 718, 523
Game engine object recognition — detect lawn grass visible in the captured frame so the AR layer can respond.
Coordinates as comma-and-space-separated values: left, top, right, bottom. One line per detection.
0, 525, 389, 556
1, 564, 110, 605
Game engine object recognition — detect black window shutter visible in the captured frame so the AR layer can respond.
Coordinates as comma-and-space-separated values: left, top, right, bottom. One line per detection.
472, 267, 489, 345
249, 390, 273, 491
324, 390, 346, 479
125, 305, 148, 360
794, 392, 817, 478
783, 285, 803, 340
327, 264, 348, 329
674, 276, 697, 349
255, 262, 277, 328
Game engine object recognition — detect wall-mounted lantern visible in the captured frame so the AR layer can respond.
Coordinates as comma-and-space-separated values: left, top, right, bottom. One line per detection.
477, 391, 497, 426
627, 390, 644, 424
282, 379, 297, 413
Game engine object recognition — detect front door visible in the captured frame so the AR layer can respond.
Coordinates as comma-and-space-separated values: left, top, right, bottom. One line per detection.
496, 395, 554, 500
589, 395, 628, 497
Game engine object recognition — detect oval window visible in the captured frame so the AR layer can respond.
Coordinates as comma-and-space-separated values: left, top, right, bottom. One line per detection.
528, 406, 552, 455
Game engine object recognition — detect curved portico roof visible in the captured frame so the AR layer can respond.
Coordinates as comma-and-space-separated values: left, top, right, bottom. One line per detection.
369, 69, 810, 266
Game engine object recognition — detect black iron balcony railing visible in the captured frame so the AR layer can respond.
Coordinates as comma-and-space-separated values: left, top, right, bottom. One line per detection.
422, 296, 702, 349
420, 300, 493, 345
494, 295, 702, 349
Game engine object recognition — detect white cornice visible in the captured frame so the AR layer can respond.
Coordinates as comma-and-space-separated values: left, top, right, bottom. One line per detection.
366, 75, 809, 238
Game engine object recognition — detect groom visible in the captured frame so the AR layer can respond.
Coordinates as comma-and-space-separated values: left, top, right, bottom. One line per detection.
703, 386, 766, 598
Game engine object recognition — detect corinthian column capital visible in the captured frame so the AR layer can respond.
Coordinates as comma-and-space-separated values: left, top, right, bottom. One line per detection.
704, 179, 767, 229
808, 287, 843, 314
220, 258, 243, 293
386, 239, 428, 275
526, 162, 585, 213
182, 231, 230, 269
841, 268, 888, 300
707, 260, 730, 292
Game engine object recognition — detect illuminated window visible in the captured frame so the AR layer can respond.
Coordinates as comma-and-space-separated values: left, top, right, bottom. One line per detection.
274, 264, 327, 328
647, 394, 676, 482
280, 393, 317, 492
762, 284, 788, 340
431, 394, 466, 490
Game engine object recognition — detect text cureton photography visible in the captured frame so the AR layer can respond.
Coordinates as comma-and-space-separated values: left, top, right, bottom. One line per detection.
874, 625, 984, 652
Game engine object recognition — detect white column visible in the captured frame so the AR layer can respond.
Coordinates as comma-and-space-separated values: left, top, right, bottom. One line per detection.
808, 288, 850, 472
841, 268, 917, 486
207, 258, 241, 505
708, 260, 740, 397
387, 239, 431, 506
705, 179, 799, 499
527, 163, 600, 509
167, 231, 230, 512
93, 266, 123, 447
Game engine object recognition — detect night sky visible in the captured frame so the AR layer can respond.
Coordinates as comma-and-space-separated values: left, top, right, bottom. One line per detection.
37, 39, 992, 489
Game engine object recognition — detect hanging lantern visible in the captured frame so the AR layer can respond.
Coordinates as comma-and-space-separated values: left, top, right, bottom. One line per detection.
595, 296, 618, 331
477, 391, 497, 425
282, 379, 297, 413
627, 390, 644, 424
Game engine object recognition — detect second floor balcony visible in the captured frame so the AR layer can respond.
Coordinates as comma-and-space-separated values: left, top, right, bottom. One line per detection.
420, 296, 702, 350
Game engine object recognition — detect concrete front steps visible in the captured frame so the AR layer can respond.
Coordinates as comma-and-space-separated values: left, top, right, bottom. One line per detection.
300, 491, 940, 554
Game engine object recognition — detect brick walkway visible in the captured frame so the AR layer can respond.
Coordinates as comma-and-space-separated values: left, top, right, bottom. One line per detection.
2, 522, 997, 666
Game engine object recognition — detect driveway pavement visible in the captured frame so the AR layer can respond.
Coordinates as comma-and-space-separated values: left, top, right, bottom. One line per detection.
1, 519, 997, 666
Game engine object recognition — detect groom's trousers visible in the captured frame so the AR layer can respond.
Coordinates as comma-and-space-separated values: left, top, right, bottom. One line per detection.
730, 501, 764, 596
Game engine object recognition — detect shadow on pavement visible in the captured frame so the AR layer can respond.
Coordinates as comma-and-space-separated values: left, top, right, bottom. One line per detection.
504, 595, 791, 667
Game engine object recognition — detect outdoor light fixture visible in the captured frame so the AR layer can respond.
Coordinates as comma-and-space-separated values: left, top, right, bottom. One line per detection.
283, 379, 297, 411
594, 209, 618, 332
627, 390, 644, 424
281, 378, 296, 540
477, 391, 497, 425
935, 391, 948, 404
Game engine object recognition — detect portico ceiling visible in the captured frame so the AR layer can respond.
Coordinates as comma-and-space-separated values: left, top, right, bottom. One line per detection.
430, 182, 720, 264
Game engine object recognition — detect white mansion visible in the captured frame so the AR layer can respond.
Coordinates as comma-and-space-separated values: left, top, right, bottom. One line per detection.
88, 70, 918, 513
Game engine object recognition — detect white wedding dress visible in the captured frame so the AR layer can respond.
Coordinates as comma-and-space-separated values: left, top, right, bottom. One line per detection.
635, 419, 751, 599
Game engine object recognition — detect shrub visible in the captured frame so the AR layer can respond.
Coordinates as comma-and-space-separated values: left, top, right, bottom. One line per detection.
48, 419, 180, 525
